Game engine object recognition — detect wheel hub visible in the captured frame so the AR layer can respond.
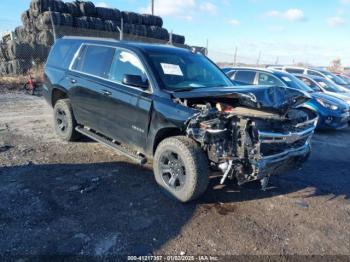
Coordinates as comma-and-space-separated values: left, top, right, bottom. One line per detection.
160, 151, 186, 189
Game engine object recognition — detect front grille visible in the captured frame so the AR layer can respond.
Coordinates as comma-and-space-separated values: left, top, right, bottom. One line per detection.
257, 117, 318, 157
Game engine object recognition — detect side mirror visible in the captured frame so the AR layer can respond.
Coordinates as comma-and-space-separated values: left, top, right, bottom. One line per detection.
122, 74, 149, 89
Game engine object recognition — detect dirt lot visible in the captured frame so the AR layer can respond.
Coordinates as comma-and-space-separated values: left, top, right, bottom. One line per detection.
1, 90, 350, 258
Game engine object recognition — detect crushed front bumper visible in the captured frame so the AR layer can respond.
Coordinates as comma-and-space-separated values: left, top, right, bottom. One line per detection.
248, 117, 318, 182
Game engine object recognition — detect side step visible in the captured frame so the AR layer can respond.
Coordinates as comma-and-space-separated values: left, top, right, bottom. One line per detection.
75, 126, 147, 165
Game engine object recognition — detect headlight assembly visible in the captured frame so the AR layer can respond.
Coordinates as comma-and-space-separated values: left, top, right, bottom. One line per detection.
316, 98, 339, 111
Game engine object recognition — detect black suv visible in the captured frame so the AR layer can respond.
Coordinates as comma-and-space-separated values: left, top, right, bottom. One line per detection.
43, 37, 318, 202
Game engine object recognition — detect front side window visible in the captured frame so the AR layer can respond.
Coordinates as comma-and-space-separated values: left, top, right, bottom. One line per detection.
72, 44, 115, 79
147, 52, 232, 91
109, 50, 148, 84
258, 73, 284, 86
234, 71, 256, 85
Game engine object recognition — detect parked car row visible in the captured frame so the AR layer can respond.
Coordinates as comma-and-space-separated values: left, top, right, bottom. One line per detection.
223, 67, 350, 130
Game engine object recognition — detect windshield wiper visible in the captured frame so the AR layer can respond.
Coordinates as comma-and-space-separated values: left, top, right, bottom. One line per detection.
172, 87, 195, 92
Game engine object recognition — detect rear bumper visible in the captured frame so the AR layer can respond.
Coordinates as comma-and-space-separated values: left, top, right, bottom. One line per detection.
42, 84, 51, 106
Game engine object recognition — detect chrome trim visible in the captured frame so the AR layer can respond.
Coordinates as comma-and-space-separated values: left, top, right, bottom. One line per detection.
259, 141, 310, 164
258, 117, 318, 144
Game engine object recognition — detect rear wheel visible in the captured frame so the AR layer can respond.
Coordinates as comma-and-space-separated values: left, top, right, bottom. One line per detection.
53, 99, 80, 141
153, 136, 209, 202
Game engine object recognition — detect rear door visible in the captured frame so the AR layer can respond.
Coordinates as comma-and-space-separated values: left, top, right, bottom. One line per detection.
67, 44, 116, 132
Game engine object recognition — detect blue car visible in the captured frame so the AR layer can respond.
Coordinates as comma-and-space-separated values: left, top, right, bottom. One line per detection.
225, 67, 350, 130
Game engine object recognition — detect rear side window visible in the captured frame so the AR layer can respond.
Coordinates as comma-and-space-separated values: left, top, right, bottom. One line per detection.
46, 40, 80, 69
285, 68, 304, 74
72, 44, 115, 79
234, 71, 256, 85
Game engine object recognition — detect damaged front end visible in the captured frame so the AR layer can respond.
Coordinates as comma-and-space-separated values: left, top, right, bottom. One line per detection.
174, 86, 318, 188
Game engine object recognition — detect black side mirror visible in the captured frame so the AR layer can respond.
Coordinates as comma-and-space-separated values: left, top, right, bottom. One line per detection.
122, 74, 149, 89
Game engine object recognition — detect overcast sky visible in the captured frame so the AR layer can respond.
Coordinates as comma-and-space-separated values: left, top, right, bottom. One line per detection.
0, 0, 349, 65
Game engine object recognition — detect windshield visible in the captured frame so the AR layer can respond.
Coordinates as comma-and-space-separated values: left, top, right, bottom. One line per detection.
316, 78, 347, 93
277, 73, 314, 93
147, 52, 233, 91
319, 70, 348, 85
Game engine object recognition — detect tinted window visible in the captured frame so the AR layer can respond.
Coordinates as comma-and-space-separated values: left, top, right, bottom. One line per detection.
234, 71, 256, 85
297, 76, 322, 92
109, 50, 147, 83
72, 45, 115, 78
226, 70, 236, 78
258, 73, 284, 86
285, 68, 304, 74
307, 70, 323, 77
47, 40, 80, 69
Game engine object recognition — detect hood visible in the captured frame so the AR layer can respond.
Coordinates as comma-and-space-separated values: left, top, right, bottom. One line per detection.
172, 85, 311, 115
312, 92, 349, 106
324, 91, 350, 102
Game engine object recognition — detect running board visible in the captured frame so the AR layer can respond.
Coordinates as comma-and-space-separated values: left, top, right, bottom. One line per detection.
75, 126, 147, 165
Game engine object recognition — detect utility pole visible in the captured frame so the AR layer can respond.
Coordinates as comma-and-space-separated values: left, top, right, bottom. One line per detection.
234, 46, 238, 66
151, 0, 154, 15
257, 51, 262, 66
48, 7, 57, 42
275, 56, 279, 65
205, 39, 209, 56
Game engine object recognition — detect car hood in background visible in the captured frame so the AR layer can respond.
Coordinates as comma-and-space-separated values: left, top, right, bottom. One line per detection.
312, 92, 348, 105
171, 85, 311, 115
324, 91, 350, 102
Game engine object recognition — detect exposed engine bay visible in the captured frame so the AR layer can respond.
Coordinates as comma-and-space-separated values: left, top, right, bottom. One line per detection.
177, 97, 318, 188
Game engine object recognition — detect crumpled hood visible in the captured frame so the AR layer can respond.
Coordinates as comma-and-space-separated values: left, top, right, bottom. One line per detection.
172, 85, 311, 115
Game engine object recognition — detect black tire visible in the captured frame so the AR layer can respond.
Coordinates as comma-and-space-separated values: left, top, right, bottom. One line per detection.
66, 2, 81, 17
153, 136, 209, 202
53, 99, 80, 142
79, 1, 96, 17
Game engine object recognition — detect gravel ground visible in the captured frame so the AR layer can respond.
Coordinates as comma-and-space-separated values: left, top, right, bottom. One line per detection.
0, 90, 350, 259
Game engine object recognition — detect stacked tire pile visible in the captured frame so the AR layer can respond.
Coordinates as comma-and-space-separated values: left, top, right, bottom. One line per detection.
0, 0, 186, 76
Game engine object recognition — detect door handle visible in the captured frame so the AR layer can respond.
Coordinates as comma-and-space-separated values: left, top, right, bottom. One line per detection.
70, 79, 77, 84
101, 89, 112, 96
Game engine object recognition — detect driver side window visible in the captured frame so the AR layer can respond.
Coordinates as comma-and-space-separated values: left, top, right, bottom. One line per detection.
109, 49, 148, 84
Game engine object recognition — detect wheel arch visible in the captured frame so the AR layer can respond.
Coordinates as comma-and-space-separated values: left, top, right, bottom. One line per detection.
152, 127, 183, 155
51, 87, 69, 107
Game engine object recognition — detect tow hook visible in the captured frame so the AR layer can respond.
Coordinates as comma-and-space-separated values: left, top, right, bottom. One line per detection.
260, 176, 270, 191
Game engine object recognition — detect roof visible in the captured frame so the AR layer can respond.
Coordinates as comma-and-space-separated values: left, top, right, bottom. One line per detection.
294, 74, 324, 81
61, 36, 190, 54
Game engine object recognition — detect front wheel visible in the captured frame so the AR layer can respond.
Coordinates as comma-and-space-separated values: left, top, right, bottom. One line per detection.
153, 136, 209, 202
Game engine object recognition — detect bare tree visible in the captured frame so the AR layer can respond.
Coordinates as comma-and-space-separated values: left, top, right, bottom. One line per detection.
328, 58, 343, 73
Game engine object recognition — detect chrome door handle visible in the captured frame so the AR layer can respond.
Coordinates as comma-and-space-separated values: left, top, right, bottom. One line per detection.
101, 89, 112, 96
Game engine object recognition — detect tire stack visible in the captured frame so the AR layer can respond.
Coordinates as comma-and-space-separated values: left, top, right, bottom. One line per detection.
0, 0, 186, 77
